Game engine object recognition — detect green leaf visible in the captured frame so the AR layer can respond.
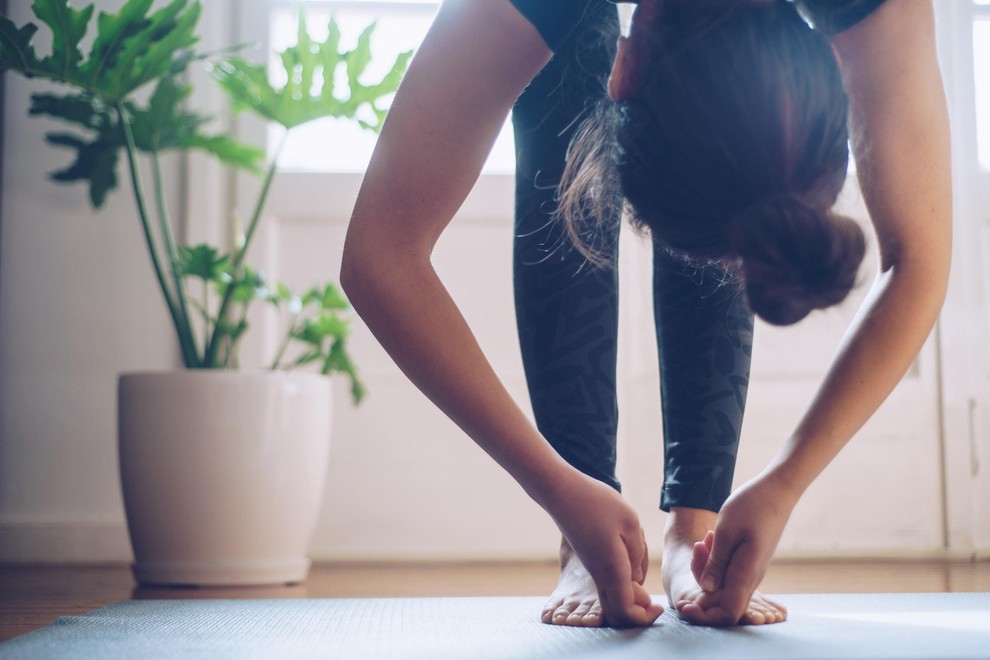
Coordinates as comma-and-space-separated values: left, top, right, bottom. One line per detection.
227, 265, 268, 304
320, 283, 349, 311
177, 244, 230, 281
292, 312, 349, 347
31, 0, 94, 79
27, 76, 262, 207
270, 281, 303, 312
322, 338, 365, 404
44, 130, 119, 207
215, 316, 248, 343
0, 16, 41, 72
291, 350, 323, 368
348, 49, 411, 133
301, 285, 323, 307
29, 91, 109, 129
210, 12, 410, 130
128, 75, 190, 150
80, 0, 155, 87
2, 0, 201, 101
318, 18, 341, 104
107, 0, 199, 99
126, 77, 263, 170
183, 134, 264, 174
344, 22, 374, 94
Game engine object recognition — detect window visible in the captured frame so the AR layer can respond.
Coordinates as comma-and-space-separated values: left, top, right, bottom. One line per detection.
268, 1, 516, 173
974, 1, 990, 169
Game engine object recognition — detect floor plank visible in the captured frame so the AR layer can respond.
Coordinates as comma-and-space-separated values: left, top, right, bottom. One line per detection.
1, 560, 988, 643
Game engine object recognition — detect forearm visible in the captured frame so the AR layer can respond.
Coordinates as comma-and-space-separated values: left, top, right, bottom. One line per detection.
766, 0, 952, 497
766, 261, 947, 495
342, 256, 573, 506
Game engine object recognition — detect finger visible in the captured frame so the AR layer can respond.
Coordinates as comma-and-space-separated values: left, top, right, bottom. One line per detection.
704, 530, 715, 552
699, 530, 738, 593
714, 542, 765, 623
631, 580, 656, 609
625, 529, 646, 585
690, 539, 710, 584
599, 579, 663, 627
638, 528, 650, 585
598, 578, 631, 627
594, 540, 636, 626
682, 588, 744, 627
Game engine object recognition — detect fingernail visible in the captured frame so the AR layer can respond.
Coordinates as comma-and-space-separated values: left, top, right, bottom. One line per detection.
701, 576, 716, 591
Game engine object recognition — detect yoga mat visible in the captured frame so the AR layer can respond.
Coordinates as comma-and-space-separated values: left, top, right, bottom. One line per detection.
1, 593, 988, 659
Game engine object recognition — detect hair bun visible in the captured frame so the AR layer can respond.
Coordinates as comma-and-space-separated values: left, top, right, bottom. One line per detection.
730, 194, 866, 326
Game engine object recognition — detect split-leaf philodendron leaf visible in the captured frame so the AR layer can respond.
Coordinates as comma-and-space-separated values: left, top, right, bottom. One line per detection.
209, 13, 412, 131
3, 0, 262, 207
1, 0, 199, 101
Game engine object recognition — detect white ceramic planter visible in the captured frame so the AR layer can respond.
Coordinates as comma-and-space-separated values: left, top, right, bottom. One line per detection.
118, 370, 332, 586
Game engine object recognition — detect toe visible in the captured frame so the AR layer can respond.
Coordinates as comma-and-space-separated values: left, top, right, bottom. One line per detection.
551, 599, 581, 626
582, 604, 604, 627
740, 607, 768, 625
565, 600, 597, 626
752, 595, 787, 624
541, 597, 565, 624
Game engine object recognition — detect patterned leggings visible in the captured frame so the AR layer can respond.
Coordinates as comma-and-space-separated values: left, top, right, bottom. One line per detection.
511, 0, 754, 512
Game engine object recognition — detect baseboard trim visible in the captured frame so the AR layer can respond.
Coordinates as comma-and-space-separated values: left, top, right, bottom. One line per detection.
0, 521, 133, 562
1, 521, 986, 563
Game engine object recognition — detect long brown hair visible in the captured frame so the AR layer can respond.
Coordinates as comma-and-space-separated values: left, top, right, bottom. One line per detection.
559, 0, 865, 326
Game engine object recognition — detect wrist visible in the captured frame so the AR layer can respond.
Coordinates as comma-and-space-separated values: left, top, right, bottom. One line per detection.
758, 458, 808, 508
520, 457, 584, 513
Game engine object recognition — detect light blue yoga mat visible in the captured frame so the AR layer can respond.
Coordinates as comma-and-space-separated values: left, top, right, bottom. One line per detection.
1, 593, 988, 659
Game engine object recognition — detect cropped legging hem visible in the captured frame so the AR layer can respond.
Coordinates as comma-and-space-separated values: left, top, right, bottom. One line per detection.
660, 485, 729, 514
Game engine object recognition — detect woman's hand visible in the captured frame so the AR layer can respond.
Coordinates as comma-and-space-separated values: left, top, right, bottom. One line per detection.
544, 470, 664, 627
681, 472, 800, 625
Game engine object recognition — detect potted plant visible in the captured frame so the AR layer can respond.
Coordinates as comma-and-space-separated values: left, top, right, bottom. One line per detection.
0, 0, 410, 585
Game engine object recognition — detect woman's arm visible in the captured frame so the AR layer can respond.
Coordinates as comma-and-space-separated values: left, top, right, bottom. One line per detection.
340, 0, 661, 626
691, 0, 952, 623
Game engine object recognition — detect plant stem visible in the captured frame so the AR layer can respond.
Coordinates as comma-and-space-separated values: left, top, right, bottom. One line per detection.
237, 131, 288, 270
232, 303, 250, 369
204, 132, 288, 367
117, 102, 199, 368
203, 281, 210, 354
151, 150, 200, 365
269, 312, 300, 370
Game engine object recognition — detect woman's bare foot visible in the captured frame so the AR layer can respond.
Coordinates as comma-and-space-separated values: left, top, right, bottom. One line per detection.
540, 536, 606, 627
662, 507, 787, 626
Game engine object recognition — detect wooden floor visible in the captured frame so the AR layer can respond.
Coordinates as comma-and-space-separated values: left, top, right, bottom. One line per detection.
2, 559, 989, 643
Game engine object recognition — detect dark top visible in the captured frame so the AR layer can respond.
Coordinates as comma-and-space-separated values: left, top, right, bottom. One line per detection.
510, 0, 889, 52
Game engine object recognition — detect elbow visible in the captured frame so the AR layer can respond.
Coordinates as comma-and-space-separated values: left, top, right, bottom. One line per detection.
879, 251, 951, 301
339, 241, 372, 308
877, 229, 952, 301
340, 235, 430, 308
872, 252, 951, 325
339, 244, 360, 299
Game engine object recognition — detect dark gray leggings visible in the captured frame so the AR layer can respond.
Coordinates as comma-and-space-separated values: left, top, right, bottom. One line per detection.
511, 0, 754, 512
